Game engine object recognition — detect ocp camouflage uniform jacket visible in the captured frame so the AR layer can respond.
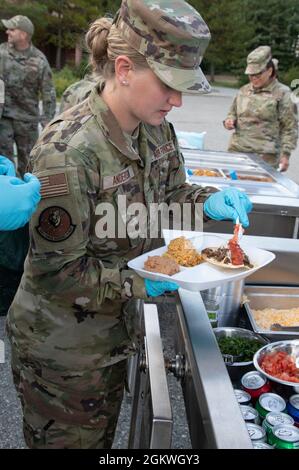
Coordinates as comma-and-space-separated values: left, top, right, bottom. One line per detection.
0, 42, 56, 126
226, 79, 298, 159
7, 82, 217, 371
59, 74, 99, 113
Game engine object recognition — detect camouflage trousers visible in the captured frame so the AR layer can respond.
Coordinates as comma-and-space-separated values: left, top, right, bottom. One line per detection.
10, 347, 127, 449
0, 224, 29, 315
0, 266, 23, 315
0, 117, 38, 177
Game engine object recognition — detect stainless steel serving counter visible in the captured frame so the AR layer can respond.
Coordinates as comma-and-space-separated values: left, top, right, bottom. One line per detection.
183, 149, 299, 238
175, 289, 253, 448
128, 235, 299, 449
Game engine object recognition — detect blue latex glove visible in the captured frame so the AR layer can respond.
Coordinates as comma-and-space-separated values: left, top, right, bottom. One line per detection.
203, 188, 252, 228
0, 155, 16, 176
0, 173, 41, 231
145, 279, 179, 297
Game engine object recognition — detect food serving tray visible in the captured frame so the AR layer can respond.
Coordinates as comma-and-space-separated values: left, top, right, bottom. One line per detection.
244, 285, 299, 341
128, 232, 275, 292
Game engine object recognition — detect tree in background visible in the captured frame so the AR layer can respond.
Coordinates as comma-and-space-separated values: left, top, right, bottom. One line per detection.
244, 0, 299, 71
188, 0, 252, 81
185, 0, 298, 82
0, 0, 120, 69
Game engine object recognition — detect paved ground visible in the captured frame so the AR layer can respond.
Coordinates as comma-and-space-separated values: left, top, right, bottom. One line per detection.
0, 86, 298, 449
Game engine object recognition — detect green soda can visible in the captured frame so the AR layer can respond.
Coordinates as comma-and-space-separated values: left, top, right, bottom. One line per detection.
262, 412, 294, 445
272, 424, 299, 449
255, 393, 286, 419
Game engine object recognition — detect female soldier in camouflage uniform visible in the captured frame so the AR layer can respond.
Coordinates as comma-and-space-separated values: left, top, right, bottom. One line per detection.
7, 0, 252, 449
224, 46, 298, 171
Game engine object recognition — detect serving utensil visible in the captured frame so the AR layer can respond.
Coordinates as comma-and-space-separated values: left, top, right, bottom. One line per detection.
270, 323, 299, 332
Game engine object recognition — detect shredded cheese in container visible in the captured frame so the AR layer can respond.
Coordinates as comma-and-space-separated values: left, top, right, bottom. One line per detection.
251, 307, 299, 330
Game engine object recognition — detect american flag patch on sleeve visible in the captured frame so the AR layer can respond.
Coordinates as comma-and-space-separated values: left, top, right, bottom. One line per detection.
39, 173, 69, 199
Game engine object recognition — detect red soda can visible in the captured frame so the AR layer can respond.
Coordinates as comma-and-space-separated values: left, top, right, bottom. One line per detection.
241, 371, 271, 403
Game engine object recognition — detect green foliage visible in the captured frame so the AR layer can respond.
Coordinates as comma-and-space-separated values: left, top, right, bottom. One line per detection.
1, 0, 297, 81
52, 66, 78, 98
243, 0, 299, 71
280, 66, 299, 87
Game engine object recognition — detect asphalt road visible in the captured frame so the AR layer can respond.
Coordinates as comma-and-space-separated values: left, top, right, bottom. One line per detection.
0, 86, 298, 449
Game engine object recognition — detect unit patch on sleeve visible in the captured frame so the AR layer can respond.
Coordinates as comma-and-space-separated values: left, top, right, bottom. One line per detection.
39, 173, 69, 199
36, 206, 76, 242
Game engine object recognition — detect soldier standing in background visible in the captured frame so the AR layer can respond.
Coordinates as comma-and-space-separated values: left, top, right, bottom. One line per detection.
7, 0, 252, 449
0, 15, 56, 176
0, 16, 55, 315
224, 46, 298, 171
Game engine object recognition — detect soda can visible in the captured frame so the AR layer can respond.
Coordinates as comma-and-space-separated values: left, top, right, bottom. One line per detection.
241, 371, 271, 402
246, 423, 267, 443
287, 395, 299, 427
255, 393, 286, 419
240, 405, 260, 424
272, 424, 299, 449
262, 412, 294, 445
253, 442, 274, 449
234, 389, 251, 406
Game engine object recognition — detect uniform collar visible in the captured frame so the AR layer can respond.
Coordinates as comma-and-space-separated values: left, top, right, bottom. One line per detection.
249, 78, 277, 94
8, 42, 32, 58
88, 80, 142, 163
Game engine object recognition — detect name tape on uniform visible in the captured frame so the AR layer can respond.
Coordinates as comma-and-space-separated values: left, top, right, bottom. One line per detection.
103, 166, 134, 190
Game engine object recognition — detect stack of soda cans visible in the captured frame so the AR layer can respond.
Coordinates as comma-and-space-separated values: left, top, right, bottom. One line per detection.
234, 371, 299, 449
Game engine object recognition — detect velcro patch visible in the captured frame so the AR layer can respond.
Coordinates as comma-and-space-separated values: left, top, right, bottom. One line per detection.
103, 166, 134, 190
39, 173, 69, 199
152, 141, 175, 162
36, 206, 76, 242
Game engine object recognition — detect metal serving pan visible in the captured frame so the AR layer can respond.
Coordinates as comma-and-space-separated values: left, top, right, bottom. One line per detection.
243, 285, 299, 341
222, 169, 275, 184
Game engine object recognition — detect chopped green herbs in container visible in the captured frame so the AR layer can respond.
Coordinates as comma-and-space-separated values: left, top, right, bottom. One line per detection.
217, 337, 262, 362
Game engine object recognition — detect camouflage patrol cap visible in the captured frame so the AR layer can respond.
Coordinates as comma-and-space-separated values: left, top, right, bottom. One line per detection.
245, 46, 272, 75
1, 15, 34, 36
115, 0, 211, 94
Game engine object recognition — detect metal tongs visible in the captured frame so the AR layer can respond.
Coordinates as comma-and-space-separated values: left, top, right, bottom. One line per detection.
234, 217, 244, 243
270, 323, 299, 332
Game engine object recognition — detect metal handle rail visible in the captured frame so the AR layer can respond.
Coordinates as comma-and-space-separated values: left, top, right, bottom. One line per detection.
128, 304, 172, 449
175, 289, 253, 449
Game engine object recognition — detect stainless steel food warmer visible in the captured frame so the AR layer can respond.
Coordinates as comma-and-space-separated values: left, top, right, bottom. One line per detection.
183, 149, 299, 238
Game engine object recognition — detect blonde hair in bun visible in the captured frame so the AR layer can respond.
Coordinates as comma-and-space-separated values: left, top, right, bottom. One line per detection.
85, 16, 147, 78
